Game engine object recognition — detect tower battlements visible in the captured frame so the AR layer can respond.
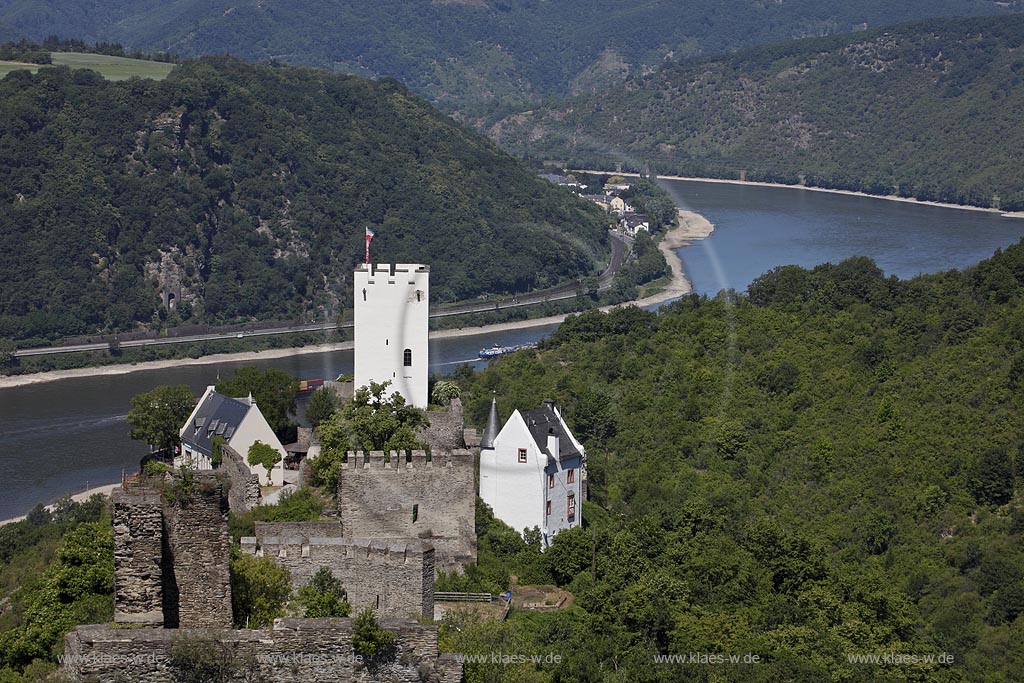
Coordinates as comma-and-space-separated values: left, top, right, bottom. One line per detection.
354, 262, 429, 408
343, 449, 475, 470
242, 522, 435, 619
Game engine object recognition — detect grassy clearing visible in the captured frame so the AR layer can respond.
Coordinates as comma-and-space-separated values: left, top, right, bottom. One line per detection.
0, 52, 174, 80
0, 60, 39, 77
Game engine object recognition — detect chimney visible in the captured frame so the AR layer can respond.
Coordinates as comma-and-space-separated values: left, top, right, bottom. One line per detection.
547, 430, 559, 461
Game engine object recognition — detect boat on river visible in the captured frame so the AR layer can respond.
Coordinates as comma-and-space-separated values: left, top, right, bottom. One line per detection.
479, 343, 537, 359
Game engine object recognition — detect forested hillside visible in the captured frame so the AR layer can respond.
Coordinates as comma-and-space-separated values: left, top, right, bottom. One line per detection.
0, 57, 608, 344
492, 16, 1024, 210
0, 1, 1020, 113
442, 240, 1024, 681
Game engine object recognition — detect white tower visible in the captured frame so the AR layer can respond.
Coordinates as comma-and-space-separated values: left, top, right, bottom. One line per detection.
354, 263, 429, 408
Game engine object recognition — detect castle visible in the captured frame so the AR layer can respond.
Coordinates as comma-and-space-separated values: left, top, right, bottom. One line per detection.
63, 262, 471, 682
479, 398, 584, 548
65, 472, 461, 682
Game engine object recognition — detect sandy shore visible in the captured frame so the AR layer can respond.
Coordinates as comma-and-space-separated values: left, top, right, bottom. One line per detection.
575, 170, 1024, 219
0, 216, 708, 390
0, 482, 122, 527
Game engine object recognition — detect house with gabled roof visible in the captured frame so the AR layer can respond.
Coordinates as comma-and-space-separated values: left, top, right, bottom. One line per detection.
178, 386, 285, 487
478, 399, 584, 549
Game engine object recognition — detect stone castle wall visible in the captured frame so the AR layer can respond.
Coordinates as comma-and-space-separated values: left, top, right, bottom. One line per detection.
243, 522, 434, 620
417, 398, 466, 452
63, 619, 462, 683
219, 444, 261, 513
339, 450, 476, 573
163, 474, 232, 628
112, 489, 164, 626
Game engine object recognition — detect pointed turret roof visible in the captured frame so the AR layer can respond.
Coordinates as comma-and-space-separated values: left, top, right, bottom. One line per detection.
480, 396, 500, 449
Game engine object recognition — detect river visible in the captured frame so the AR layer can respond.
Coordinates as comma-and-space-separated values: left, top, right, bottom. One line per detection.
1, 180, 1022, 519
659, 179, 1024, 295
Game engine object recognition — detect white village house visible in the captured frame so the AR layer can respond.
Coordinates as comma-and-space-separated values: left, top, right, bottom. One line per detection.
479, 399, 584, 548
178, 386, 286, 486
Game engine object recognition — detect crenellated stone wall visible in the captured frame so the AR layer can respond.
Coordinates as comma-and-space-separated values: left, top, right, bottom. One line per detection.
243, 522, 434, 620
112, 489, 164, 626
339, 449, 476, 573
63, 619, 463, 683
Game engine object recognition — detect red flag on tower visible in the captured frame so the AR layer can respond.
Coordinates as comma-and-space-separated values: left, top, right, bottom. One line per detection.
365, 226, 375, 264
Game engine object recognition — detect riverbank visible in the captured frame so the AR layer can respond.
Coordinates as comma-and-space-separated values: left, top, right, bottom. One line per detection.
575, 170, 1024, 219
0, 217, 706, 390
0, 482, 122, 527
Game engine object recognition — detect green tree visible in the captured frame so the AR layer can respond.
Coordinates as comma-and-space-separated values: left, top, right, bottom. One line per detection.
430, 380, 461, 406
351, 609, 396, 660
970, 447, 1015, 506
309, 381, 427, 495
230, 552, 291, 628
216, 367, 298, 438
0, 337, 15, 366
168, 633, 249, 683
247, 441, 281, 482
0, 522, 113, 669
295, 567, 351, 618
305, 386, 338, 427
127, 385, 195, 452
210, 435, 227, 467
343, 381, 428, 453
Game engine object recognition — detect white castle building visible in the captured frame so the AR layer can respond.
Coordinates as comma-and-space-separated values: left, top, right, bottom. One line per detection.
479, 399, 584, 549
354, 263, 430, 408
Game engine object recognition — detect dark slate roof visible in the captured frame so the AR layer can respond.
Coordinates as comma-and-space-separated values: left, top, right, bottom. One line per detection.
480, 397, 501, 449
182, 390, 251, 457
520, 401, 582, 462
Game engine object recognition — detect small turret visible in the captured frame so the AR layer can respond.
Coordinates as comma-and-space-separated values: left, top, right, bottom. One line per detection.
480, 396, 500, 449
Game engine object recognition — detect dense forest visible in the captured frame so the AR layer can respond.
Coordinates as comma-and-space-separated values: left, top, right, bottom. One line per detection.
492, 15, 1024, 210
434, 239, 1024, 681
0, 56, 608, 344
0, 1, 1021, 113
5, 240, 1024, 681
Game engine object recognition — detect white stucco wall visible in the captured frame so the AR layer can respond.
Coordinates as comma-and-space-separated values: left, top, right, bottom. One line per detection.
479, 411, 547, 538
354, 263, 429, 408
480, 407, 585, 549
231, 408, 286, 487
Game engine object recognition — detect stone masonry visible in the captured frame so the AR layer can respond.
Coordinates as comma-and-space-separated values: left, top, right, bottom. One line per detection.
112, 475, 233, 629
112, 489, 164, 626
64, 619, 463, 683
339, 449, 476, 573
219, 444, 261, 512
417, 398, 467, 452
162, 473, 232, 628
243, 521, 434, 619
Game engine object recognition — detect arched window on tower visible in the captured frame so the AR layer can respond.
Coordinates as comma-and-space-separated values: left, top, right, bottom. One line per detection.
362, 288, 367, 302
404, 348, 412, 367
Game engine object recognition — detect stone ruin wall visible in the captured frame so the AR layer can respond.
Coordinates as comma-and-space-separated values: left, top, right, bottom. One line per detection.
244, 521, 434, 620
162, 474, 233, 628
417, 398, 466, 452
113, 476, 232, 629
64, 619, 462, 683
112, 489, 164, 626
219, 444, 261, 513
338, 449, 477, 573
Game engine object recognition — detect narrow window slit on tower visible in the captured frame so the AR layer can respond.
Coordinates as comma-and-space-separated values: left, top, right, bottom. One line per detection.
412, 504, 419, 523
